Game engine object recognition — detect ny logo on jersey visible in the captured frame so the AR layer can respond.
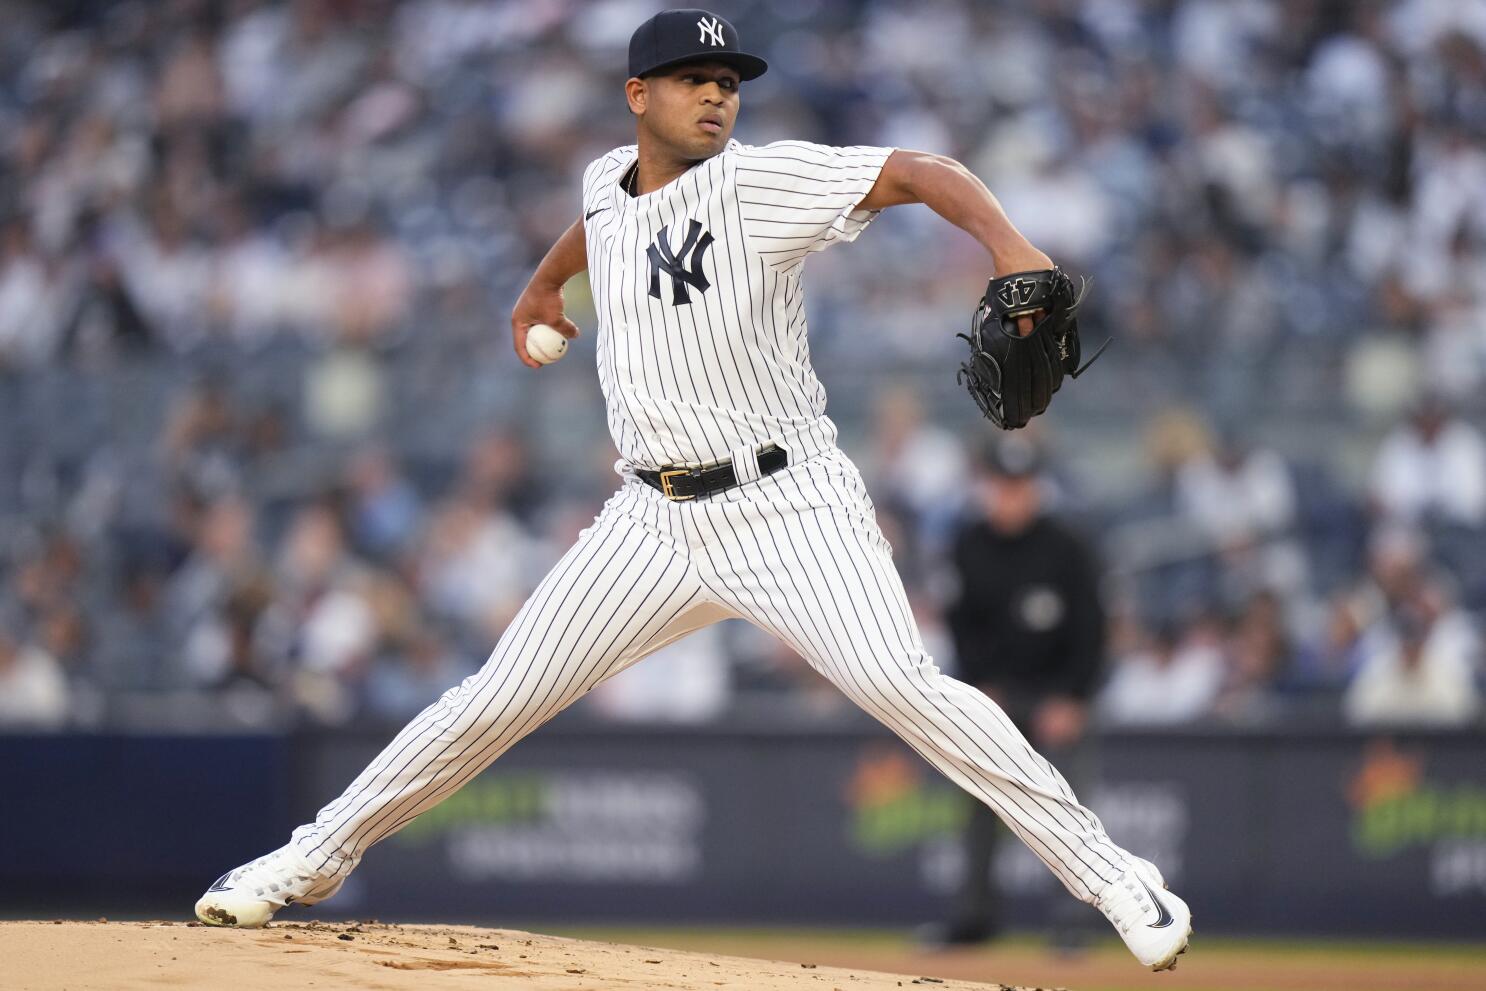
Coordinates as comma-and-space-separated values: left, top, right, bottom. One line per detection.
647, 220, 715, 305
995, 277, 1040, 310
698, 15, 725, 46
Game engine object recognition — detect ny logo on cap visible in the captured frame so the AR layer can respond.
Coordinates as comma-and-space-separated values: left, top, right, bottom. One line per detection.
698, 15, 725, 46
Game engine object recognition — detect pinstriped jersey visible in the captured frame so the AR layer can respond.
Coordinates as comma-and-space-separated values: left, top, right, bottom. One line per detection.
580, 139, 894, 472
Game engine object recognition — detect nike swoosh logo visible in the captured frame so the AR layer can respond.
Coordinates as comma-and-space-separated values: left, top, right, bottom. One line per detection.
584, 207, 608, 220
1138, 877, 1175, 929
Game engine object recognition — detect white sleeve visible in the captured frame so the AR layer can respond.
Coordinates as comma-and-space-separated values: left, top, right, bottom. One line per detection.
582, 146, 635, 212
734, 140, 895, 270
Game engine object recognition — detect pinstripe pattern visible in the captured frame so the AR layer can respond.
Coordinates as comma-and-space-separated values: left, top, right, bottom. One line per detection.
291, 488, 714, 877
283, 141, 1137, 907
291, 458, 1129, 902
580, 140, 890, 472
693, 451, 1126, 900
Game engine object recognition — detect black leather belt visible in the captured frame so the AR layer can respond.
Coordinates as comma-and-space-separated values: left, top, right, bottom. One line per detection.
638, 444, 788, 501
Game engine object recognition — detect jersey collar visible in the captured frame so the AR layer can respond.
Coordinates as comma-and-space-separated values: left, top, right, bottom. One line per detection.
617, 140, 743, 207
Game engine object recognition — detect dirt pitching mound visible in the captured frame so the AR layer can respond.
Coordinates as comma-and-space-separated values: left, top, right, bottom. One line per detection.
0, 920, 1050, 991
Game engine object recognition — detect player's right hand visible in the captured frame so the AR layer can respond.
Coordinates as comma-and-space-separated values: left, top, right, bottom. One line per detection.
511, 283, 580, 369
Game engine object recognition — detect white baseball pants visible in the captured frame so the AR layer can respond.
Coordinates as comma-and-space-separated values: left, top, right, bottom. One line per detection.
290, 447, 1131, 903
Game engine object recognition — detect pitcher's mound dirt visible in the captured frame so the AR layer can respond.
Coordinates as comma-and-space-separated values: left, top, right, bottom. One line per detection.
0, 920, 1053, 991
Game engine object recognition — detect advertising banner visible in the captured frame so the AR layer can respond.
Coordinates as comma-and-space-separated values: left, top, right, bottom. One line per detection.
295, 722, 1486, 935
3, 724, 1481, 935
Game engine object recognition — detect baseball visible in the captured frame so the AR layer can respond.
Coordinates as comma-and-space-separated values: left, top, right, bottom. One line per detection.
526, 323, 568, 364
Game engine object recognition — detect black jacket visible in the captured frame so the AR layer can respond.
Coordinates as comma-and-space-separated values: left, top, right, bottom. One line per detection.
946, 514, 1105, 702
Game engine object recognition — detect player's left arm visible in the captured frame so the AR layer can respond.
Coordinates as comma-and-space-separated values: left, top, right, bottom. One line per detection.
860, 149, 1051, 279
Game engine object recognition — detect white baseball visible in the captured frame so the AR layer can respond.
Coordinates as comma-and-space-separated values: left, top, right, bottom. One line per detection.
526, 323, 569, 364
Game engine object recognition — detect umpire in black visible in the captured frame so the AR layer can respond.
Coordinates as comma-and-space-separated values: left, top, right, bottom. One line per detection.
924, 435, 1106, 947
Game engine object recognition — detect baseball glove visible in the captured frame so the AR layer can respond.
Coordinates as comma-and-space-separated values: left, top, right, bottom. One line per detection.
956, 267, 1106, 430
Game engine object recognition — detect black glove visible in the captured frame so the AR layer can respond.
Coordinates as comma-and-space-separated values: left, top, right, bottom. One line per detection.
956, 267, 1105, 430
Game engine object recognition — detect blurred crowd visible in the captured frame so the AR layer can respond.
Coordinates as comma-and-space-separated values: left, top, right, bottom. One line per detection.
1, 0, 1484, 731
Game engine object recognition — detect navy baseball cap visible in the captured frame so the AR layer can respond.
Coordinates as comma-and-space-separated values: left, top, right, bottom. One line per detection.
628, 9, 768, 81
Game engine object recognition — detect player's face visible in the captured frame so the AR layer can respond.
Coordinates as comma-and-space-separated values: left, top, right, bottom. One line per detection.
636, 61, 741, 160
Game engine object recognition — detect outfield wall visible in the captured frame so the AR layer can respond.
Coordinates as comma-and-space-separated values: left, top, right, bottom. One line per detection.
4, 722, 1484, 937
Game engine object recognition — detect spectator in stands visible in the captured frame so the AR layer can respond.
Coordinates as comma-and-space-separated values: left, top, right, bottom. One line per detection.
1215, 590, 1291, 722
1175, 427, 1298, 549
121, 200, 212, 349
410, 431, 547, 648
270, 502, 376, 678
36, 603, 90, 687
165, 495, 261, 642
317, 218, 413, 345
1361, 524, 1431, 611
1343, 586, 1482, 727
183, 573, 277, 689
93, 556, 175, 692
0, 629, 69, 729
1287, 523, 1465, 693
344, 445, 423, 561
1286, 590, 1371, 691
0, 220, 68, 368
1099, 612, 1226, 726
862, 386, 969, 552
159, 380, 246, 498
1370, 397, 1486, 528
1173, 423, 1307, 601
415, 486, 544, 647
9, 531, 84, 627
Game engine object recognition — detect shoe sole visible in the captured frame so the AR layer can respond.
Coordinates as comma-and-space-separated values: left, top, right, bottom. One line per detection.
195, 899, 274, 928
196, 905, 241, 927
1151, 918, 1193, 972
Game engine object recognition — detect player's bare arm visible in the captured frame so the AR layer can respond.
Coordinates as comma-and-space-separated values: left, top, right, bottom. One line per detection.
861, 150, 1097, 427
860, 150, 1051, 277
511, 217, 586, 368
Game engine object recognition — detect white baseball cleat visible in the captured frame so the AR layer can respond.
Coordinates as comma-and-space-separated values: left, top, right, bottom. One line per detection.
1096, 858, 1192, 971
194, 844, 344, 928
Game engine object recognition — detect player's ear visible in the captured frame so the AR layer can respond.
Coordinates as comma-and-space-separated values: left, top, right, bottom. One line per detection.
625, 77, 647, 116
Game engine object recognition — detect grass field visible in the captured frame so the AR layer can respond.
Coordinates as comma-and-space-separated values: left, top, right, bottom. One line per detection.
546, 926, 1486, 991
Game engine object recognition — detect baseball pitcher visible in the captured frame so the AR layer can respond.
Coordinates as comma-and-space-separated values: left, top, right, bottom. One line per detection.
196, 9, 1190, 972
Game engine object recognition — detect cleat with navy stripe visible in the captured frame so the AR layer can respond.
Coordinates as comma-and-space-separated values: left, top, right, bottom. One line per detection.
193, 845, 343, 928
1096, 858, 1192, 971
